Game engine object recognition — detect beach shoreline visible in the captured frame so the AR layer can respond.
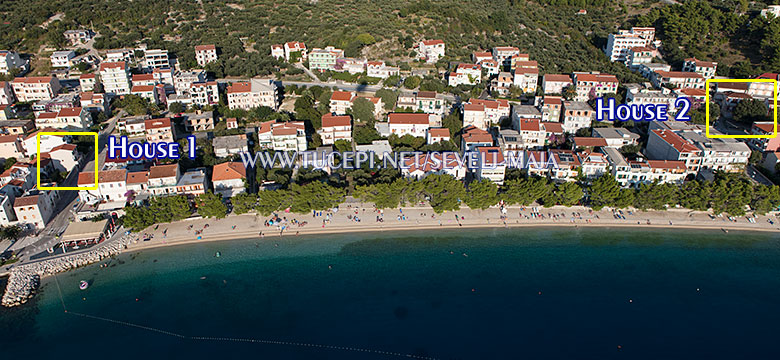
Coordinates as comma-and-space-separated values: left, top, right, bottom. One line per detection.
122, 205, 780, 254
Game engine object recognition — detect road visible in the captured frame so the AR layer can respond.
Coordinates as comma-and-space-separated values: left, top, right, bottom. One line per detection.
13, 112, 122, 262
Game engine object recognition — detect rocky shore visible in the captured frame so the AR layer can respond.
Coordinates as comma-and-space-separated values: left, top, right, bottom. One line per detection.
1, 234, 136, 307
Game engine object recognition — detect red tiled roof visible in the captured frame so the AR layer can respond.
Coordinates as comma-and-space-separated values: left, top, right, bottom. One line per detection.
678, 88, 707, 96
576, 73, 618, 83
652, 129, 700, 153
656, 71, 703, 79
131, 85, 155, 93
321, 114, 351, 128
50, 144, 76, 152
574, 137, 608, 147
647, 160, 687, 170
428, 128, 450, 137
684, 57, 716, 68
144, 118, 171, 129
149, 164, 178, 179
12, 76, 54, 84
99, 61, 125, 71
541, 122, 563, 133
195, 44, 216, 51
57, 107, 82, 117
37, 112, 58, 119
753, 122, 775, 133
477, 147, 505, 165
462, 126, 493, 143
388, 113, 430, 125
330, 91, 354, 102
544, 74, 572, 82
79, 73, 95, 79
543, 96, 563, 105
421, 40, 444, 46
14, 196, 39, 207
463, 103, 485, 112
127, 171, 149, 184
226, 82, 251, 94
132, 74, 154, 81
404, 152, 462, 173
519, 119, 541, 132
212, 162, 246, 181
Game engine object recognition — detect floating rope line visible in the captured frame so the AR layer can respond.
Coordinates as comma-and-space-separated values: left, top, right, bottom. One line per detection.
52, 279, 436, 359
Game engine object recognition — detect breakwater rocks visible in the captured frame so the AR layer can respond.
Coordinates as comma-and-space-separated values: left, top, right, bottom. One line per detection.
1, 236, 135, 307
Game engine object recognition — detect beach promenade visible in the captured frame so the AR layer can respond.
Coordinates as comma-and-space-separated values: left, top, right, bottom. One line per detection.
126, 204, 780, 253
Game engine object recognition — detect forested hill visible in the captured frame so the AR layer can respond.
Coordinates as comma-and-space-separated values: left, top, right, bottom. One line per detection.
0, 0, 778, 79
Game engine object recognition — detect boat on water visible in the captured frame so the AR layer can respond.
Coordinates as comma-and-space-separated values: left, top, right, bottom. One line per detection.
215, 251, 221, 258
79, 281, 89, 290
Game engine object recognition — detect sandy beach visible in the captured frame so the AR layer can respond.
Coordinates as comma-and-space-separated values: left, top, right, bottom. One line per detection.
125, 204, 780, 253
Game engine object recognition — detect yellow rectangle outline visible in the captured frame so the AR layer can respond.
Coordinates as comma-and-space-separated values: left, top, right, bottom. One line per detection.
705, 78, 778, 138
36, 131, 99, 190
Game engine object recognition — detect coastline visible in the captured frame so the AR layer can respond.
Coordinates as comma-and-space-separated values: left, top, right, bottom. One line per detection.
123, 205, 780, 254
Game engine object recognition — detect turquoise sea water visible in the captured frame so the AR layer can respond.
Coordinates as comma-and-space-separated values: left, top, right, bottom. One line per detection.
1, 227, 780, 359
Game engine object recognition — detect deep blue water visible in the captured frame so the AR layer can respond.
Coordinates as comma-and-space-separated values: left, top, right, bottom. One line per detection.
1, 227, 780, 359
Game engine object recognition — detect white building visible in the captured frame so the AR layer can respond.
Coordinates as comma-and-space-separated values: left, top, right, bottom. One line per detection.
227, 79, 278, 110
79, 73, 98, 92
319, 114, 352, 145
144, 49, 170, 70
329, 91, 356, 115
212, 162, 246, 198
492, 46, 521, 68
448, 63, 481, 86
416, 40, 445, 63
682, 58, 717, 79
78, 169, 128, 203
257, 120, 307, 152
561, 101, 593, 134
366, 61, 399, 79
50, 51, 76, 68
542, 74, 573, 95
11, 77, 62, 102
283, 42, 307, 62
0, 50, 27, 75
474, 147, 506, 185
189, 81, 219, 106
195, 45, 217, 67
573, 73, 619, 101
512, 67, 539, 93
99, 61, 131, 95
604, 27, 655, 62
388, 113, 435, 138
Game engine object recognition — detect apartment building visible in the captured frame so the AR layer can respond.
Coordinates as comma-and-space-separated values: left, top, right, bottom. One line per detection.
512, 67, 539, 93
461, 126, 494, 152
195, 45, 218, 67
604, 27, 655, 62
144, 118, 175, 143
212, 162, 246, 198
387, 113, 435, 138
366, 61, 400, 79
50, 51, 75, 68
13, 190, 56, 229
448, 63, 481, 86
212, 134, 248, 158
79, 73, 98, 92
0, 50, 27, 75
561, 101, 594, 134
427, 128, 450, 145
78, 169, 128, 203
573, 73, 619, 101
540, 96, 563, 122
682, 58, 717, 79
35, 107, 90, 130
542, 74, 573, 95
319, 114, 352, 145
144, 49, 170, 69
11, 77, 61, 102
329, 91, 356, 115
592, 127, 640, 147
492, 46, 520, 68
308, 46, 344, 71
474, 147, 506, 185
226, 79, 279, 110
99, 61, 131, 95
148, 163, 181, 196
283, 42, 307, 62
256, 120, 307, 152
189, 81, 219, 106
651, 71, 705, 90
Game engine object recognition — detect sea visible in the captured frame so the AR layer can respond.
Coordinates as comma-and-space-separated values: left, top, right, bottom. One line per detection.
1, 227, 779, 359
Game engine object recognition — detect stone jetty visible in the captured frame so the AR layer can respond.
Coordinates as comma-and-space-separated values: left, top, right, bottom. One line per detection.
1, 234, 136, 307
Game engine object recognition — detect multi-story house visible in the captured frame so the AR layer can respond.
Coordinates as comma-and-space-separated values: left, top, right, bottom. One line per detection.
592, 127, 640, 148
461, 126, 494, 152
181, 110, 214, 132
78, 169, 128, 203
427, 128, 450, 145
309, 46, 344, 71
577, 150, 609, 180
512, 67, 539, 93
480, 59, 500, 77
448, 63, 481, 86
472, 51, 493, 64
0, 134, 24, 159
13, 189, 56, 229
540, 96, 563, 122
189, 81, 219, 106
0, 120, 33, 135
329, 91, 356, 115
131, 74, 157, 87
319, 114, 352, 145
0, 81, 15, 105
748, 73, 780, 99
11, 77, 61, 102
561, 101, 593, 134
212, 134, 248, 158
257, 120, 307, 152
492, 46, 520, 68
573, 73, 618, 101
131, 85, 159, 105
490, 72, 514, 96
153, 68, 174, 89
173, 70, 206, 96
105, 49, 133, 63
63, 29, 94, 45
651, 71, 705, 90
212, 162, 246, 198
0, 50, 27, 75
50, 51, 75, 68
176, 168, 208, 196
416, 40, 445, 63
474, 147, 506, 185
549, 149, 581, 181
79, 73, 98, 92
463, 103, 487, 130
144, 118, 175, 143
195, 45, 218, 67
646, 128, 703, 174
336, 57, 366, 74
283, 42, 307, 62
388, 113, 435, 138
682, 57, 717, 79
144, 49, 170, 70
542, 74, 573, 95
511, 105, 542, 131
99, 61, 131, 95
749, 122, 780, 152
415, 91, 447, 115
270, 44, 285, 60
38, 107, 90, 130
227, 79, 278, 110
605, 27, 655, 62
366, 61, 399, 79
516, 119, 545, 149
626, 47, 653, 69
148, 163, 180, 196
470, 98, 510, 126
